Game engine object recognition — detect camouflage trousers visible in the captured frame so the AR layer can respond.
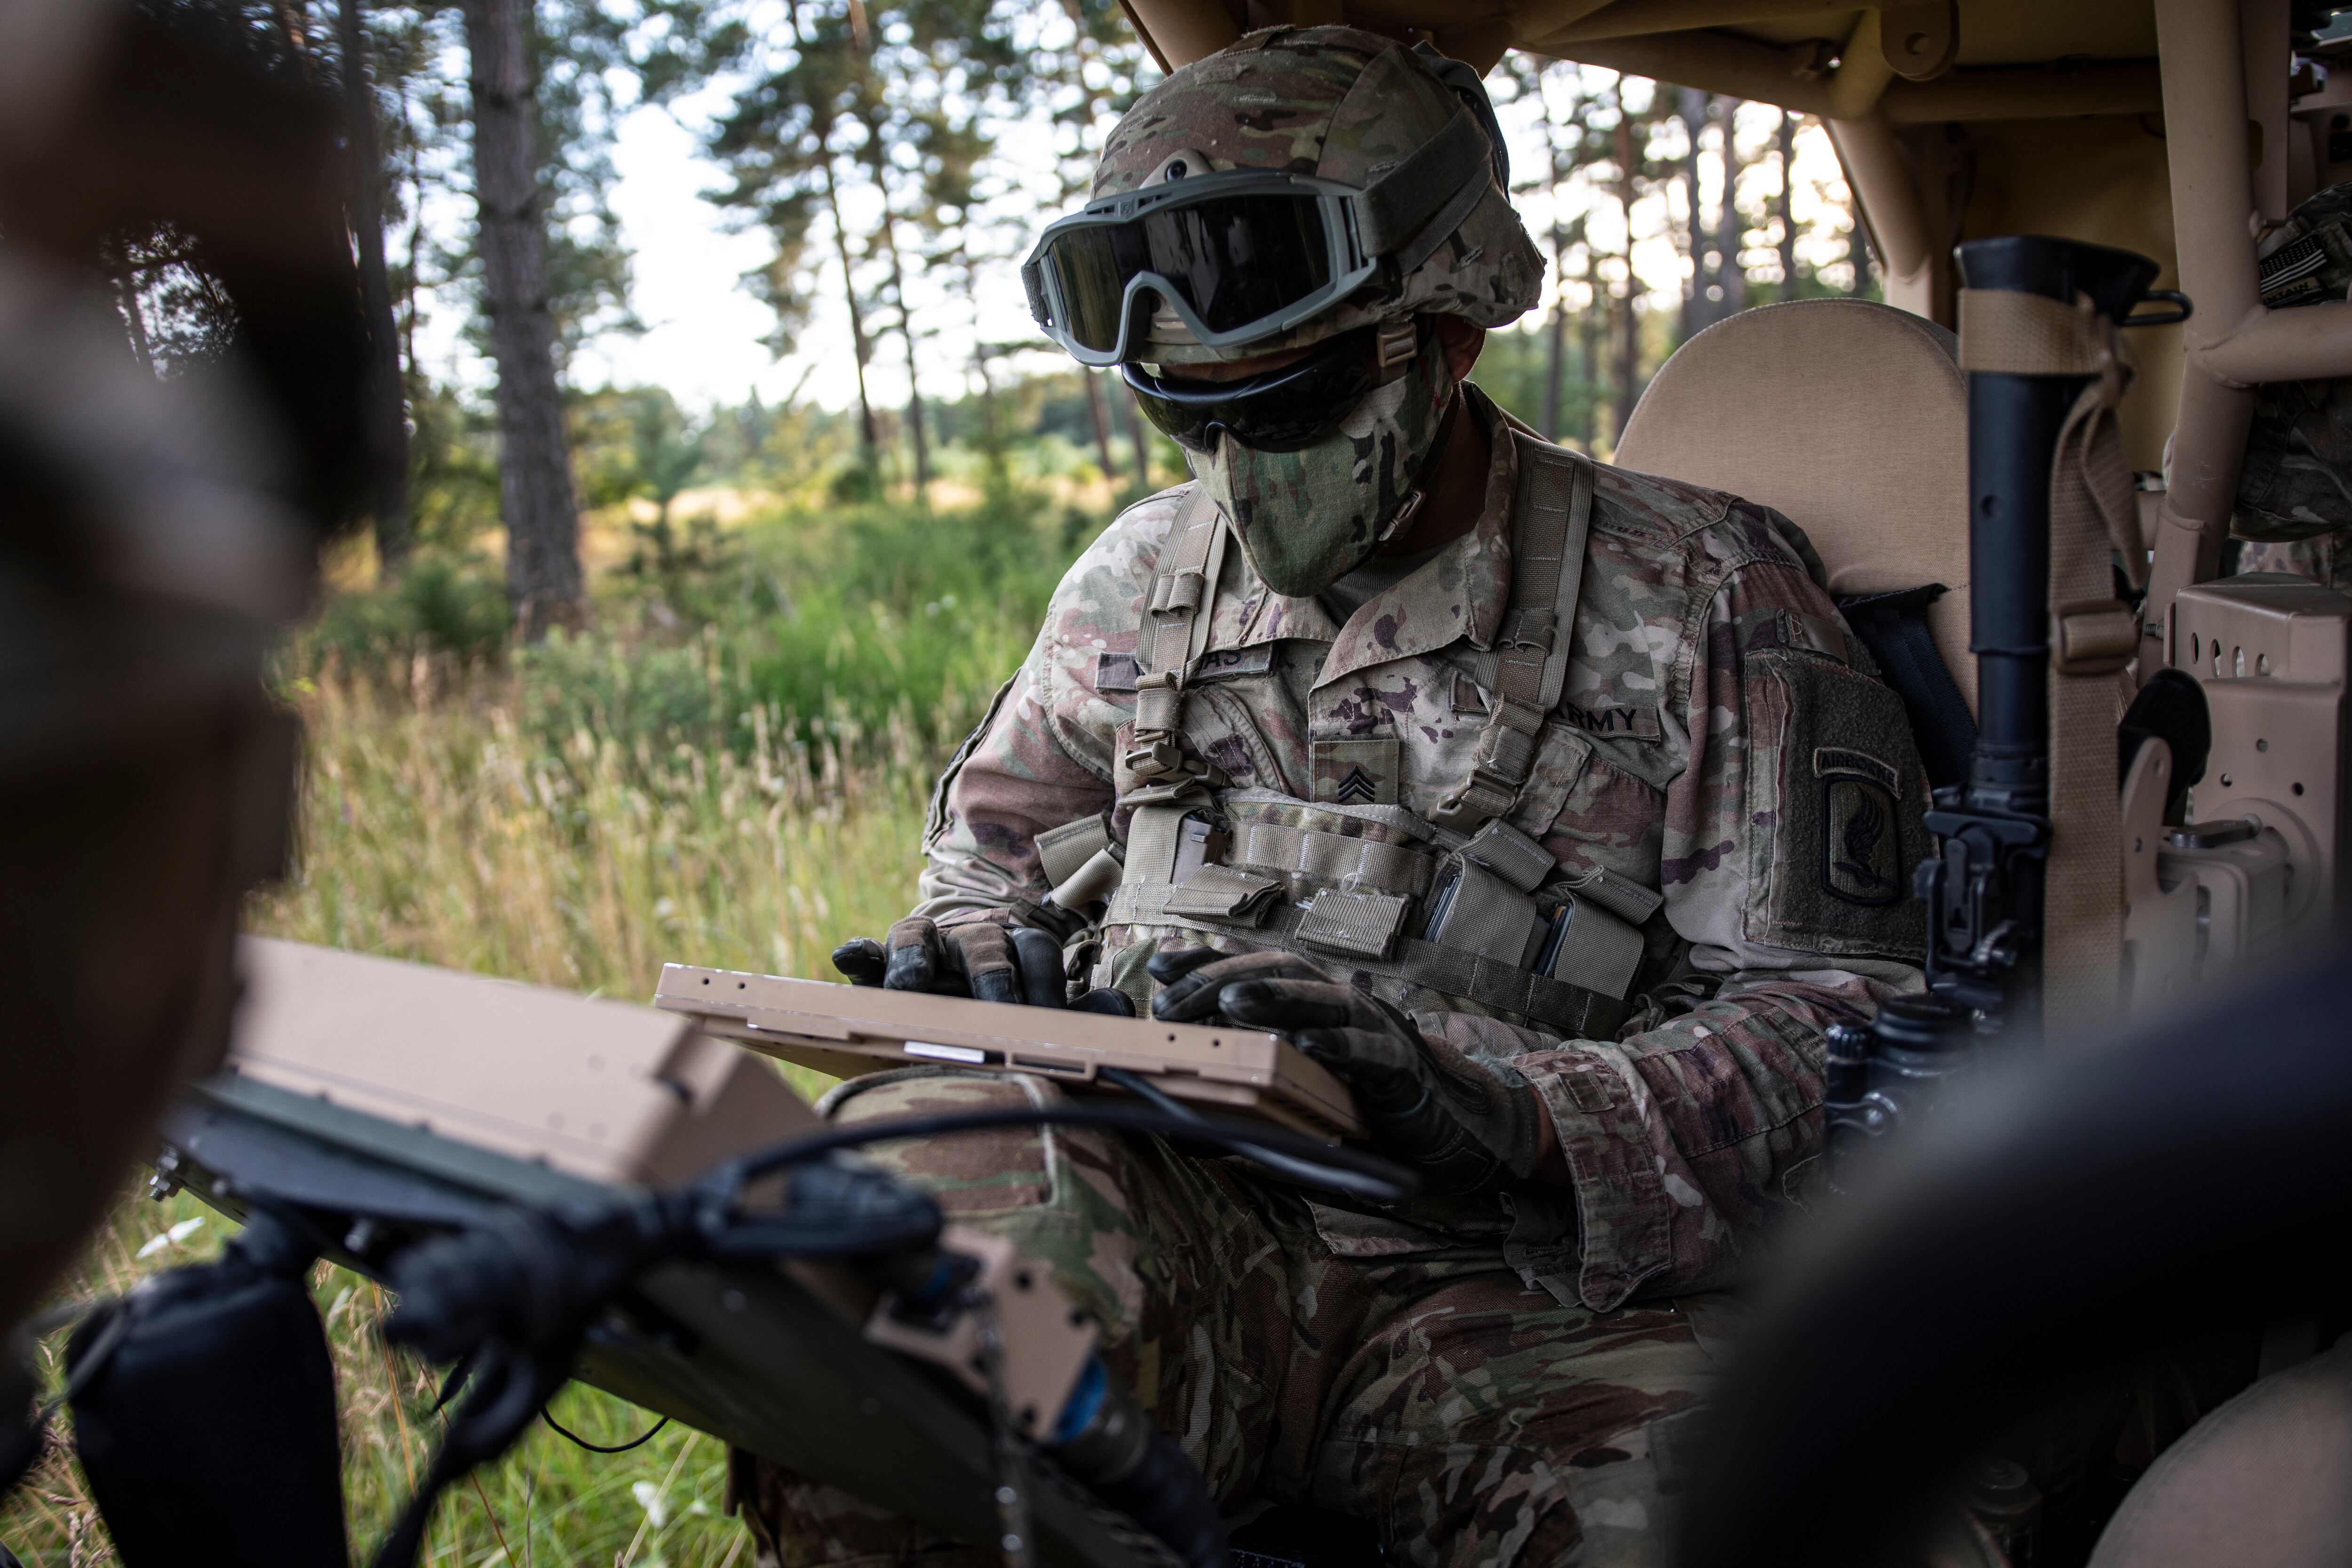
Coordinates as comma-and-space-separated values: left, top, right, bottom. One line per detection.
737, 1067, 1740, 1568
2235, 533, 2352, 594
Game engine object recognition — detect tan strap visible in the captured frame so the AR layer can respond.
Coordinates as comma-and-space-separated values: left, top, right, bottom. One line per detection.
1958, 287, 2140, 1035
1436, 436, 1595, 829
1162, 863, 1285, 923
1956, 290, 2145, 589
1127, 487, 1227, 781
1035, 815, 1111, 889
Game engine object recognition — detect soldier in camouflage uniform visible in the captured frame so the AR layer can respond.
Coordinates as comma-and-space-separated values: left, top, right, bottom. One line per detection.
2235, 181, 2352, 589
739, 26, 1930, 1568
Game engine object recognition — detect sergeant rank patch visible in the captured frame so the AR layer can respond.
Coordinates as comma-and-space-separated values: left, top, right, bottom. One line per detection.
1312, 738, 1400, 806
1816, 747, 1902, 906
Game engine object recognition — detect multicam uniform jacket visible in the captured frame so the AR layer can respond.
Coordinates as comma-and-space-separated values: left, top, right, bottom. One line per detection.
910, 386, 1930, 1309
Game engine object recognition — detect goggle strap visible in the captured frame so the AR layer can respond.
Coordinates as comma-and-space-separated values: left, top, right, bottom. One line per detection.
1356, 108, 1494, 264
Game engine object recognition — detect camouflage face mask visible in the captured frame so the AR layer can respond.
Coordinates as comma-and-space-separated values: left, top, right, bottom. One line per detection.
1195, 329, 1452, 598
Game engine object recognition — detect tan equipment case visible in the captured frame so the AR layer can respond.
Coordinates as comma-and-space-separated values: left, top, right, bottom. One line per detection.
653, 963, 1363, 1142
230, 936, 815, 1186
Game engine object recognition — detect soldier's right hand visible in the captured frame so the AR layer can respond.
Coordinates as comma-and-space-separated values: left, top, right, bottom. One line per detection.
832, 917, 1136, 1013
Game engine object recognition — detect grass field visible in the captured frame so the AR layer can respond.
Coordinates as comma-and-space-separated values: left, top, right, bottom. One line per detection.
0, 490, 1072, 1566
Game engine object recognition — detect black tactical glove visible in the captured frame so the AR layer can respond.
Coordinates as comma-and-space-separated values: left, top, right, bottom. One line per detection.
833, 917, 1134, 1014
1148, 947, 1544, 1195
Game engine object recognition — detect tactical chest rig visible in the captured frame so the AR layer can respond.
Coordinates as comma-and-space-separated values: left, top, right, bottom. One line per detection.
1036, 431, 1667, 1043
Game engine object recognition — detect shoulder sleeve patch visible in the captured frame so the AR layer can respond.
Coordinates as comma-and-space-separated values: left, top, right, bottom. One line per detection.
1820, 772, 1904, 907
1746, 655, 1930, 958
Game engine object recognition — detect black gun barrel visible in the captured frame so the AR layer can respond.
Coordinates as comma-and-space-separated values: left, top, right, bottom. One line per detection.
1956, 235, 2159, 808
1917, 236, 2161, 1024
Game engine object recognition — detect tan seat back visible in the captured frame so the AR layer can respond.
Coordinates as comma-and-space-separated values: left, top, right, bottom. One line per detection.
1614, 298, 1975, 716
2090, 1336, 2352, 1568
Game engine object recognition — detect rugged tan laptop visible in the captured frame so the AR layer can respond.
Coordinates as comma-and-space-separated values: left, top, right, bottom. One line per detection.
652, 964, 1363, 1141
231, 937, 815, 1186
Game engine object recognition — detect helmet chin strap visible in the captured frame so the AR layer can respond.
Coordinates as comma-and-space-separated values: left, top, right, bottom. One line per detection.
1372, 317, 1419, 384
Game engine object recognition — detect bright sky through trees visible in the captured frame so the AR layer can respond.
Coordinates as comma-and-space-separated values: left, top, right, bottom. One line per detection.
409, 53, 1864, 417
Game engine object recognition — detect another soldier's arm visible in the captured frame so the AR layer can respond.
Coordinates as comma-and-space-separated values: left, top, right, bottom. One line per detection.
1455, 539, 1928, 1308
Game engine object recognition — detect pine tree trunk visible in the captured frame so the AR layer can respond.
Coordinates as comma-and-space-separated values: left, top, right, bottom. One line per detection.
973, 348, 1006, 483
820, 156, 881, 464
107, 241, 153, 372
1576, 276, 1601, 449
1085, 369, 1120, 480
1613, 115, 1641, 444
462, 0, 582, 637
879, 228, 929, 494
1677, 87, 1708, 343
858, 104, 928, 496
1716, 97, 1746, 316
339, 0, 412, 571
1120, 385, 1150, 495
403, 85, 422, 376
1541, 231, 1566, 444
1776, 110, 1798, 301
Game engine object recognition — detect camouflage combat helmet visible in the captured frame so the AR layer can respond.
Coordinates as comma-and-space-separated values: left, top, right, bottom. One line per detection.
2238, 181, 2352, 535
1093, 25, 1543, 366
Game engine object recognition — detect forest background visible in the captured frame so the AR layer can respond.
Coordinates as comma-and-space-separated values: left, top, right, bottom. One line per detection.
3, 1, 1878, 1562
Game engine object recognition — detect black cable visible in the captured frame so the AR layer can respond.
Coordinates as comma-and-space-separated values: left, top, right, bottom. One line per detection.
540, 1405, 670, 1454
711, 1103, 1413, 1206
1096, 1067, 1366, 1194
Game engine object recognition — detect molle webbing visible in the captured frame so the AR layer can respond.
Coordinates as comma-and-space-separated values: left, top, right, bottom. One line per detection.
1435, 437, 1595, 830
1105, 881, 1626, 1038
1128, 488, 1226, 780
1229, 821, 1438, 899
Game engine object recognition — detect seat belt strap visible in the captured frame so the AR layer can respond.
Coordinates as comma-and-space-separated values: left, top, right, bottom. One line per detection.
1435, 434, 1594, 830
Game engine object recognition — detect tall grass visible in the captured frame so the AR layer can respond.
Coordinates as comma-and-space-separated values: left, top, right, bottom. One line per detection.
271, 658, 939, 996
1, 487, 1085, 1566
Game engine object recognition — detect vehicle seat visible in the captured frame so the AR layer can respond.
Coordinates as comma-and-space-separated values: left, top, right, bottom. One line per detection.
1613, 298, 1976, 724
2089, 1335, 2352, 1568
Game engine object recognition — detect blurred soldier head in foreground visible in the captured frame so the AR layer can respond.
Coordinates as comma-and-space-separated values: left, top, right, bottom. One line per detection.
0, 0, 367, 1472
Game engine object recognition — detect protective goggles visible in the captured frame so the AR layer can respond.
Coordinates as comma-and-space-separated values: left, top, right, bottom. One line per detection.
1021, 105, 1497, 367
1022, 170, 1377, 368
1122, 319, 1419, 454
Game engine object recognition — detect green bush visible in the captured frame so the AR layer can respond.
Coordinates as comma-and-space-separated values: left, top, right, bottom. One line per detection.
510, 487, 1073, 775
300, 554, 513, 671
289, 480, 1094, 794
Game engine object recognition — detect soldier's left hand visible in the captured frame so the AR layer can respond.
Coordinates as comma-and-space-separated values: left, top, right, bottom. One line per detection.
1147, 947, 1548, 1195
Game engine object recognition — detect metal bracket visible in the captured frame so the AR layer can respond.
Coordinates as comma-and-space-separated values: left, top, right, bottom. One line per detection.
1918, 797, 2050, 1012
